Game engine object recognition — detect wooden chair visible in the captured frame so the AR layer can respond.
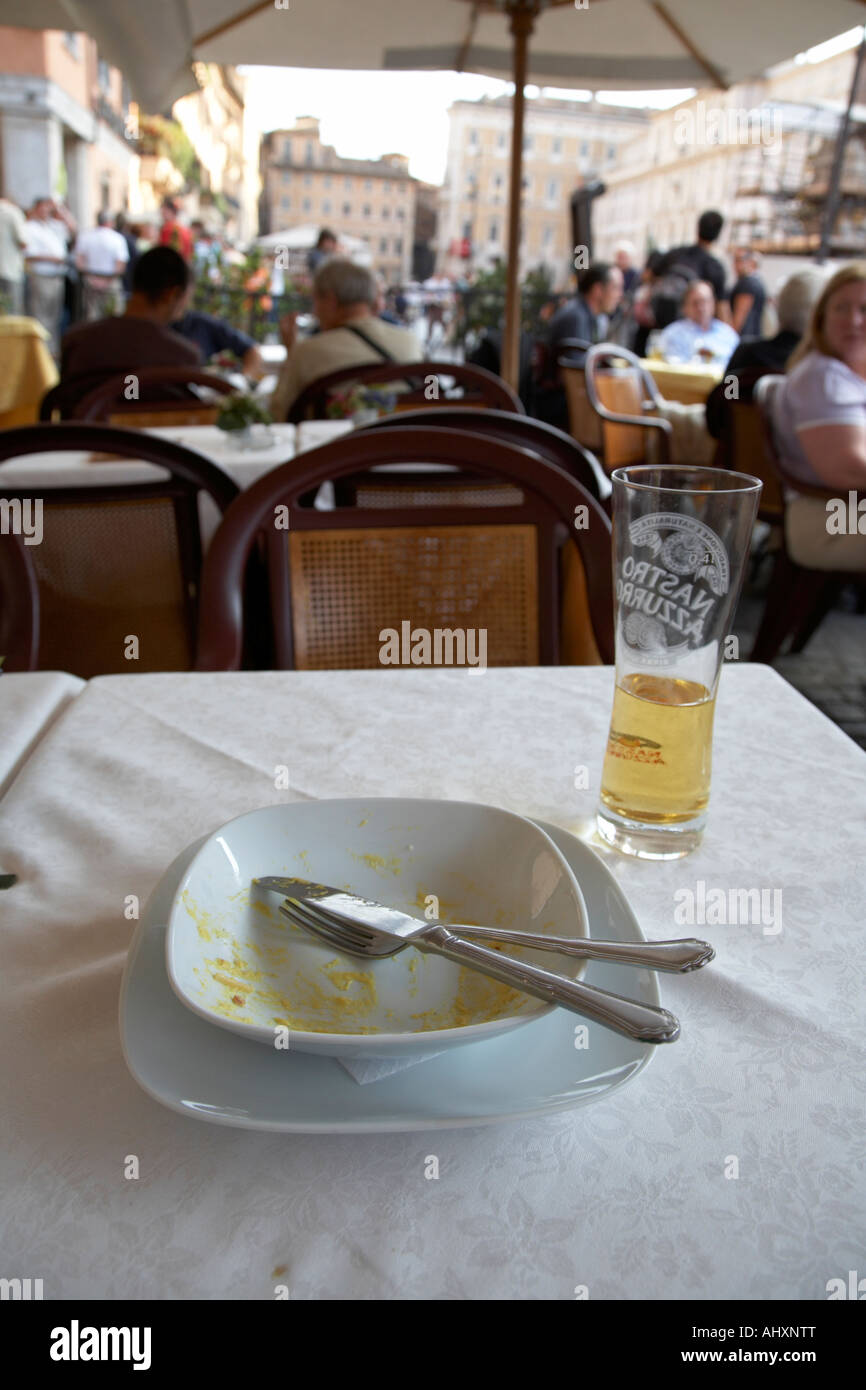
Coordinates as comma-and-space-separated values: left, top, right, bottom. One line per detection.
0, 531, 40, 672
573, 344, 673, 471
751, 376, 865, 660
355, 406, 609, 503
0, 423, 238, 677
552, 338, 601, 451
72, 366, 237, 427
196, 426, 614, 671
285, 360, 524, 424
710, 369, 784, 527
352, 409, 610, 665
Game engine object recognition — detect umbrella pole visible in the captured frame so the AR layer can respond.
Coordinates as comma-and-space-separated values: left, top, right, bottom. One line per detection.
502, 5, 535, 392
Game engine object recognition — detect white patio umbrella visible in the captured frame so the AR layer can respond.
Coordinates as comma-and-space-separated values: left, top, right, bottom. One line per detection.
8, 0, 866, 384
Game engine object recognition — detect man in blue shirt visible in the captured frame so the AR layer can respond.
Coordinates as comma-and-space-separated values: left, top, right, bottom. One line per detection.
171, 309, 263, 377
658, 281, 738, 365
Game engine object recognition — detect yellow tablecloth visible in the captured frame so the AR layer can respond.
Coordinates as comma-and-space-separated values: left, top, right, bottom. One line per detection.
0, 315, 58, 427
642, 358, 723, 405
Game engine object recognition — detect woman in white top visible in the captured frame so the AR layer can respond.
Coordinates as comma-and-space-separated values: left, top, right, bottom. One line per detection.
773, 263, 866, 570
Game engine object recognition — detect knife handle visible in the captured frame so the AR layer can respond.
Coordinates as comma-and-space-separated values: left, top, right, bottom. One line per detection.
448, 926, 714, 973
419, 926, 680, 1044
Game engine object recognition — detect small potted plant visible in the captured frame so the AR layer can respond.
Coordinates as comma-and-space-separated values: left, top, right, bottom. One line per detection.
216, 392, 274, 449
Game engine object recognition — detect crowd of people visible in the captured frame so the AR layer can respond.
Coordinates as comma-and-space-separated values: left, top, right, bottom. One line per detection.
2, 188, 864, 570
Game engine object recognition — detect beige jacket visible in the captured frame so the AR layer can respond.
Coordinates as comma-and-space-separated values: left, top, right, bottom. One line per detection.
270, 317, 422, 420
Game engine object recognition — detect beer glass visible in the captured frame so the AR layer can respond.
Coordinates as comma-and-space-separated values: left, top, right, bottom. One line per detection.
597, 466, 761, 859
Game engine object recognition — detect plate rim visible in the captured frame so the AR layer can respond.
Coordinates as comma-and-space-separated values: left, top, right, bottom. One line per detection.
119, 811, 660, 1133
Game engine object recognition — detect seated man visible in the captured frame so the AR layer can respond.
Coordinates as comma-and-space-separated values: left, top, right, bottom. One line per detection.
270, 258, 422, 420
171, 308, 263, 378
59, 247, 200, 409
658, 281, 739, 365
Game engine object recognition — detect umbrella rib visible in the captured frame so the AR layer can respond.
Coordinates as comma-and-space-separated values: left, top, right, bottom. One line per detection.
457, 4, 482, 73
194, 0, 274, 49
650, 0, 728, 91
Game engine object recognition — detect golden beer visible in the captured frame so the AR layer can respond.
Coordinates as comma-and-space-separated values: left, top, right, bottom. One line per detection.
599, 673, 716, 825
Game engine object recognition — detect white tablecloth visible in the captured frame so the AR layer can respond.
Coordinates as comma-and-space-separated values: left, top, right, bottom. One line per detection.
0, 670, 83, 799
1, 664, 864, 1300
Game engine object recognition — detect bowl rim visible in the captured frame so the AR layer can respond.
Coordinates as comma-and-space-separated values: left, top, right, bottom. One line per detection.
164, 796, 589, 1052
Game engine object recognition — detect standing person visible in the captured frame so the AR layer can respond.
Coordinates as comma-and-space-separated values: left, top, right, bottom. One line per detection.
22, 198, 71, 350
115, 212, 139, 296
74, 211, 129, 320
659, 210, 729, 321
158, 199, 193, 260
729, 246, 767, 339
0, 195, 26, 314
306, 227, 337, 275
614, 240, 640, 294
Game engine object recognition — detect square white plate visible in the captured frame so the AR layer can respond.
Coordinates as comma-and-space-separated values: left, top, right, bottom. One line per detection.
120, 817, 660, 1132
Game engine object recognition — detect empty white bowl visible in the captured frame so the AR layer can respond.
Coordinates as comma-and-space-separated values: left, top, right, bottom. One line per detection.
165, 797, 588, 1059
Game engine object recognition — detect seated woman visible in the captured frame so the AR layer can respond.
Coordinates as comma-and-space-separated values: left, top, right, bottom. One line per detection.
773, 263, 866, 571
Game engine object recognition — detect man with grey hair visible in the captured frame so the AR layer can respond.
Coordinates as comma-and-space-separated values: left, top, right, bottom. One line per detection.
705, 267, 826, 438
271, 257, 421, 419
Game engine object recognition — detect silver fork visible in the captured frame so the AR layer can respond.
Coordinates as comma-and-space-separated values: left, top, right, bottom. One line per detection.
277, 896, 681, 1044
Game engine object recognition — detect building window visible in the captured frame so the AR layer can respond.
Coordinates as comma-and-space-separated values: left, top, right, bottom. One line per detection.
364, 179, 372, 191
363, 204, 371, 217
552, 137, 562, 156
394, 237, 402, 254
97, 59, 111, 93
305, 141, 314, 164
282, 171, 290, 185
303, 173, 312, 187
302, 198, 312, 212
322, 200, 331, 214
523, 135, 533, 153
489, 220, 499, 243
546, 178, 559, 202
543, 226, 554, 246
580, 141, 589, 157
63, 32, 80, 57
607, 145, 617, 162
462, 220, 473, 240
343, 202, 352, 215
382, 207, 390, 219
344, 176, 352, 189
380, 237, 388, 253
396, 207, 405, 220
468, 129, 478, 147
383, 181, 391, 192
283, 139, 293, 160
281, 196, 290, 209
324, 175, 332, 189
497, 132, 506, 149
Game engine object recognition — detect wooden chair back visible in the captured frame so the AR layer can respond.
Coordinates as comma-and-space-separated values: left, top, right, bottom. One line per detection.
0, 423, 238, 677
0, 530, 40, 672
196, 426, 613, 671
73, 367, 236, 423
286, 360, 524, 423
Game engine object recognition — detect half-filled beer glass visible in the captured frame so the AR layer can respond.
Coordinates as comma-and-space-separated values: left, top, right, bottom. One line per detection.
597, 466, 761, 859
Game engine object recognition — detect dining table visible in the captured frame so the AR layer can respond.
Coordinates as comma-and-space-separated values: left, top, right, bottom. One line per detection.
1, 661, 863, 1301
643, 358, 724, 406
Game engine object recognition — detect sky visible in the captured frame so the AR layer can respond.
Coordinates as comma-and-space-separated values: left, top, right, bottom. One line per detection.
239, 26, 863, 185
